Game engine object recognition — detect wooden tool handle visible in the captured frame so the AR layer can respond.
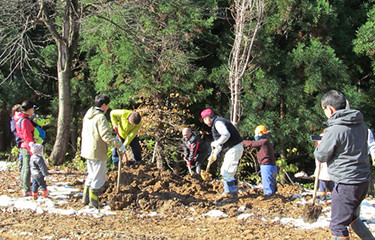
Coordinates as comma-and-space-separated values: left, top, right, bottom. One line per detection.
312, 163, 321, 205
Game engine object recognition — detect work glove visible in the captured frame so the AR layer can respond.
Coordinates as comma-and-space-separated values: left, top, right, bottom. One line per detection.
212, 145, 222, 158
183, 157, 192, 166
208, 145, 222, 162
119, 144, 126, 152
211, 141, 221, 149
113, 125, 119, 135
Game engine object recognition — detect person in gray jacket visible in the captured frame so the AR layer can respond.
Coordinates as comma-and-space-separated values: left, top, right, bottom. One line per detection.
81, 94, 122, 209
29, 142, 49, 200
314, 90, 374, 240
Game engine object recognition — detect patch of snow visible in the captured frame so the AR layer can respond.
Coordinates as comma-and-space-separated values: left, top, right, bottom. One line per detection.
0, 161, 14, 171
0, 195, 13, 207
0, 163, 116, 217
237, 213, 254, 220
237, 205, 246, 213
202, 210, 228, 218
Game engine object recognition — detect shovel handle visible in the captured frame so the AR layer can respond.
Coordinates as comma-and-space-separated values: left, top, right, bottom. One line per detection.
205, 147, 217, 171
184, 158, 193, 176
312, 163, 321, 205
116, 149, 122, 193
114, 129, 128, 193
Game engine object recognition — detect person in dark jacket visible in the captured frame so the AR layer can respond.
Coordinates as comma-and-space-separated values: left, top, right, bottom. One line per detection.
201, 109, 244, 199
243, 125, 277, 196
29, 142, 49, 200
10, 104, 23, 172
182, 128, 210, 174
314, 90, 374, 240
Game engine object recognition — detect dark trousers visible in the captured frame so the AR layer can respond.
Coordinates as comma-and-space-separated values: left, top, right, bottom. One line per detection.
32, 176, 47, 193
319, 180, 334, 193
330, 181, 369, 237
112, 136, 142, 162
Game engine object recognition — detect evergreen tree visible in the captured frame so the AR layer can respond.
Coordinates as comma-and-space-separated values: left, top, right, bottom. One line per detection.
238, 0, 369, 176
81, 0, 218, 169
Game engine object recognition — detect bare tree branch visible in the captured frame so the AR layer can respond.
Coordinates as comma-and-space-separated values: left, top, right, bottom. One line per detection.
228, 0, 264, 127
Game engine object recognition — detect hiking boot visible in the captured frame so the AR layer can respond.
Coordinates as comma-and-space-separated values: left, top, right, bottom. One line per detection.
216, 191, 230, 200
332, 236, 350, 240
32, 192, 38, 200
42, 190, 50, 198
216, 180, 238, 201
89, 189, 100, 209
82, 186, 89, 205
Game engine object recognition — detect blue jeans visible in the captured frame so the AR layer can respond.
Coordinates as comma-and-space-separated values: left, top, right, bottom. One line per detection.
260, 165, 278, 195
32, 176, 47, 193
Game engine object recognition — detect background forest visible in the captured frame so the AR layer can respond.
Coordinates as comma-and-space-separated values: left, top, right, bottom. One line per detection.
1, 0, 375, 181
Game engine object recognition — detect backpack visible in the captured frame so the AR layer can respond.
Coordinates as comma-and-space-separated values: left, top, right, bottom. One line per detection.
10, 117, 23, 146
18, 117, 46, 142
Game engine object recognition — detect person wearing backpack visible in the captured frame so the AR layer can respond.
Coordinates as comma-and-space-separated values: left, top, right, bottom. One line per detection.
10, 104, 23, 172
14, 100, 36, 196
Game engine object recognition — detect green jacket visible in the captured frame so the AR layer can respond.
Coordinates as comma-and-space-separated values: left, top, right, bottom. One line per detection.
81, 107, 122, 161
110, 109, 141, 146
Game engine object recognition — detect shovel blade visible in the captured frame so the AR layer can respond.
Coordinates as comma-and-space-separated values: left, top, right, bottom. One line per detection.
201, 170, 212, 181
302, 203, 322, 223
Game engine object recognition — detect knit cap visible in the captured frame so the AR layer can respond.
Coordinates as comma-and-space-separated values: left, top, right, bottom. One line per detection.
29, 142, 43, 156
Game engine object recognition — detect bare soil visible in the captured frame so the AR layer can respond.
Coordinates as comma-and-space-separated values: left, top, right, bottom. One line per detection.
0, 162, 361, 239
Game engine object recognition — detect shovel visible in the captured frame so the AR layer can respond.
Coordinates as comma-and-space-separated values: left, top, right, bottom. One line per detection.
184, 158, 193, 176
201, 152, 217, 181
302, 163, 322, 223
114, 127, 124, 194
116, 148, 122, 193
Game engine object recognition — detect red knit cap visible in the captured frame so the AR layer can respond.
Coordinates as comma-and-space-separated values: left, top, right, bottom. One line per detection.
200, 108, 214, 120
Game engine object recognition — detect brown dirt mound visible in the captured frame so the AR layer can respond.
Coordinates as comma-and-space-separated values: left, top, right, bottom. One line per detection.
0, 162, 339, 239
100, 163, 306, 219
102, 164, 218, 212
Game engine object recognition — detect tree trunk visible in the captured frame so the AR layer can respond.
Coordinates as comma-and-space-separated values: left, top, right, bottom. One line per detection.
42, 0, 80, 165
154, 92, 165, 170
0, 105, 10, 152
279, 95, 287, 184
50, 68, 71, 165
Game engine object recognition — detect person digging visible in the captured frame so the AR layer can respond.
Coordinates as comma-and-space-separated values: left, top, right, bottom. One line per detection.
110, 109, 142, 166
201, 109, 243, 200
243, 125, 278, 196
182, 127, 210, 175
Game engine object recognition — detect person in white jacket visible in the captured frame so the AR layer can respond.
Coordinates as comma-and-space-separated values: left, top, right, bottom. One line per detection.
314, 131, 334, 205
81, 94, 122, 208
368, 129, 375, 166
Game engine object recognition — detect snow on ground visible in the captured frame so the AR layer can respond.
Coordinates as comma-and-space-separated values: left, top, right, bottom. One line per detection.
1, 161, 375, 232
0, 161, 13, 171
0, 161, 115, 217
